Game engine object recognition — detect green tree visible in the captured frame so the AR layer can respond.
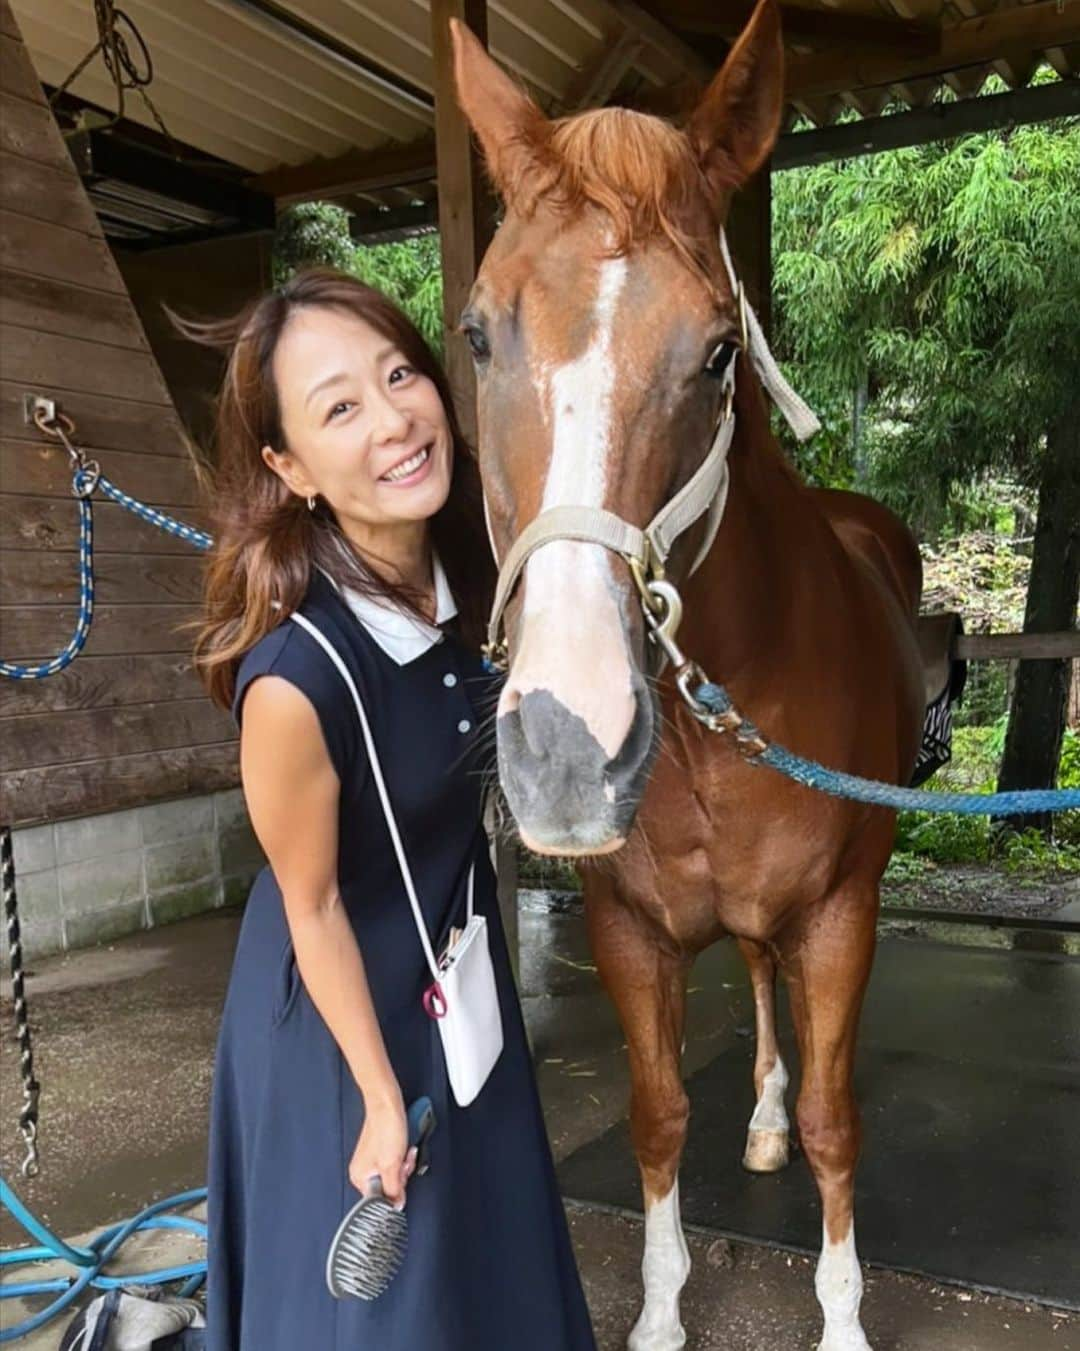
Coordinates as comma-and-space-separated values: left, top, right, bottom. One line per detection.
772, 78, 1080, 830
273, 202, 445, 355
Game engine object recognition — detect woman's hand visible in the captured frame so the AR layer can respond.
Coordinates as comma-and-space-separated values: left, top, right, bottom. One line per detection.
349, 1093, 419, 1209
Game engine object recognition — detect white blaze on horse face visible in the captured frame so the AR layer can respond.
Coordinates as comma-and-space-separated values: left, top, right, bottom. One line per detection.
815, 1223, 872, 1351
501, 255, 637, 761
628, 1180, 692, 1351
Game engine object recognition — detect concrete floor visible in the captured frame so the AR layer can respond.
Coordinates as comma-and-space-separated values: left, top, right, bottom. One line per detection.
2, 899, 1078, 1348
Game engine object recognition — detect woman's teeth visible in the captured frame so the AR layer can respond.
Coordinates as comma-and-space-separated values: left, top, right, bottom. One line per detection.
382, 446, 430, 482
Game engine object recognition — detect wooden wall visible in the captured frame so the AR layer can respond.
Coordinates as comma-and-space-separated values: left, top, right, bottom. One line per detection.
0, 0, 237, 828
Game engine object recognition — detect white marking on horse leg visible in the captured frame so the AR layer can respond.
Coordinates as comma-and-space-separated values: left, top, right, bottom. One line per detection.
815, 1222, 872, 1351
743, 1054, 790, 1172
628, 1179, 691, 1351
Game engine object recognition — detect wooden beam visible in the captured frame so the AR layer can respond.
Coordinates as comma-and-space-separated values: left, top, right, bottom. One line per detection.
248, 137, 436, 205
1045, 44, 1080, 79
350, 200, 438, 244
726, 164, 771, 337
776, 79, 1080, 169
646, 1, 939, 54
892, 76, 945, 110
788, 0, 1080, 102
563, 28, 645, 111
602, 0, 712, 85
225, 0, 433, 114
955, 632, 1080, 661
430, 0, 495, 446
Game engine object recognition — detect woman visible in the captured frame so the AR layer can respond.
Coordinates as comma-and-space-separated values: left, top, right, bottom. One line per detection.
191, 269, 596, 1349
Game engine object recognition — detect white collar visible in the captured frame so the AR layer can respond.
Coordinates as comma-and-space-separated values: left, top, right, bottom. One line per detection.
320, 554, 458, 666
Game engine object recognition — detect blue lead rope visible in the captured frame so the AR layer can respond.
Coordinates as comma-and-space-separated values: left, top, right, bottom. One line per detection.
694, 682, 1080, 817
4, 435, 1077, 829
0, 1176, 207, 1343
0, 468, 211, 682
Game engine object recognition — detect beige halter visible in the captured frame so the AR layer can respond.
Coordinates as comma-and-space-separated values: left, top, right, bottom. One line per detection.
482, 233, 820, 671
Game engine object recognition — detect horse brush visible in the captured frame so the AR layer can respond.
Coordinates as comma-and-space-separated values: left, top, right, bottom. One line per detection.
325, 1096, 437, 1300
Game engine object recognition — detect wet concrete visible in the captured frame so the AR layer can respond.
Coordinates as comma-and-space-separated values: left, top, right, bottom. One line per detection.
3, 899, 1078, 1347
560, 948, 1080, 1305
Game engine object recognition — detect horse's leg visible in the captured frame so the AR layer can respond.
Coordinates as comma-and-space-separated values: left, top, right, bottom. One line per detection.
780, 887, 877, 1351
585, 873, 692, 1351
737, 937, 790, 1173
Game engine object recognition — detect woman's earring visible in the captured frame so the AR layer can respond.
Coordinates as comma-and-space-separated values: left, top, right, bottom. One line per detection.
306, 495, 316, 512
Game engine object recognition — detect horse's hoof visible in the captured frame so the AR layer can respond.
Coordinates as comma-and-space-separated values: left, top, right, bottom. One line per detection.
742, 1127, 789, 1173
627, 1324, 687, 1351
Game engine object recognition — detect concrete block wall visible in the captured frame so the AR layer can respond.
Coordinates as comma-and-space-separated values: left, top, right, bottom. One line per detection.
2, 788, 264, 963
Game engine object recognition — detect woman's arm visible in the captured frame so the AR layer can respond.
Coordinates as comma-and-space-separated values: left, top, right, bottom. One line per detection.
240, 675, 414, 1203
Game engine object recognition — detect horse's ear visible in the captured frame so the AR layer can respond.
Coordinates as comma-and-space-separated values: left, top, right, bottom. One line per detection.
449, 18, 547, 199
686, 0, 784, 195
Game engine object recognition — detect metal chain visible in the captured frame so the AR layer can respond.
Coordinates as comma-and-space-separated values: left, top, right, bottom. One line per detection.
2, 825, 41, 1178
49, 0, 181, 157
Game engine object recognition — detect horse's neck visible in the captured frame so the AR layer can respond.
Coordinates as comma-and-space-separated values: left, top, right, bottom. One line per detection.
686, 375, 825, 686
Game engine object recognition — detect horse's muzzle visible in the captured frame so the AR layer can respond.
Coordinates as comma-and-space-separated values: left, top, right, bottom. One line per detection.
497, 684, 656, 854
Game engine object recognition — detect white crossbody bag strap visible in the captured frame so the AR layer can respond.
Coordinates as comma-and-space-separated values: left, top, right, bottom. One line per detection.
290, 612, 452, 982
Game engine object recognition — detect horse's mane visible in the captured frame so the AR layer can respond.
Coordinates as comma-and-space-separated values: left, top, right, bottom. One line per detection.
502, 108, 722, 287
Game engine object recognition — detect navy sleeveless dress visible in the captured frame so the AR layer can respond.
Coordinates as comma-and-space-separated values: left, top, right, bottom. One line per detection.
205, 571, 595, 1350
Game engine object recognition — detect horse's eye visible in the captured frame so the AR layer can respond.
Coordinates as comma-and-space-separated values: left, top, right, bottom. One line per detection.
463, 323, 491, 364
705, 339, 738, 379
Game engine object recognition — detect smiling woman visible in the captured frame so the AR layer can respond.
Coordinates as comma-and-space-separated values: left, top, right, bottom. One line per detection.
174, 268, 493, 711
168, 270, 596, 1349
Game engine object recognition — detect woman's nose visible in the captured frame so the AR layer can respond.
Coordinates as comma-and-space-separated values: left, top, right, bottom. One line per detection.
370, 392, 411, 442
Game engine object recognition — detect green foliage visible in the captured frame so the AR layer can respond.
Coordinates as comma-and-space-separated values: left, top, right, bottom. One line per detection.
999, 828, 1080, 873
272, 202, 445, 355
894, 811, 989, 864
772, 74, 1080, 532
1055, 730, 1080, 845
273, 201, 356, 281
353, 235, 445, 356
892, 725, 1080, 864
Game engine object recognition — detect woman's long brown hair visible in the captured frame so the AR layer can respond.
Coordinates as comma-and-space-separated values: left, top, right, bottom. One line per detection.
180, 268, 494, 710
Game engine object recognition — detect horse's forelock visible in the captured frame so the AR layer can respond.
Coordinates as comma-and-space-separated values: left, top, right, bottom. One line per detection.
503, 108, 718, 286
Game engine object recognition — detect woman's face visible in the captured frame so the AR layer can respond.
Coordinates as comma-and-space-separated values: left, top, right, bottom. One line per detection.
263, 305, 453, 534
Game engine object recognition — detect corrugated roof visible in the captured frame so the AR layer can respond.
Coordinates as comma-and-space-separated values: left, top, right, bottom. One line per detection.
14, 0, 1080, 198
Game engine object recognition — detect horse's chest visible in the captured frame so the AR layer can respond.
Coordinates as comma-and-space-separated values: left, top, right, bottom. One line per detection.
621, 747, 851, 944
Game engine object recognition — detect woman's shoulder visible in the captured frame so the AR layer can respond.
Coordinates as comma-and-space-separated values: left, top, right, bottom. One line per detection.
233, 621, 305, 721
232, 597, 363, 783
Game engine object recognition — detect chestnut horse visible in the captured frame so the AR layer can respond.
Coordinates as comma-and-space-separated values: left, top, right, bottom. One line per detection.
452, 4, 925, 1347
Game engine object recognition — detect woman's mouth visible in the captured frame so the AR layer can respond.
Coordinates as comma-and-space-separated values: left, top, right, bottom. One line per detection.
380, 443, 433, 486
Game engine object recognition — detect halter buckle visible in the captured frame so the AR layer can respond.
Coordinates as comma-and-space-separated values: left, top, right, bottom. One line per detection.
642, 579, 692, 673
481, 638, 509, 674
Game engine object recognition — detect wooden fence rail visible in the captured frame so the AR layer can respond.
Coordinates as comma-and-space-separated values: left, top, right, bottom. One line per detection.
954, 633, 1080, 661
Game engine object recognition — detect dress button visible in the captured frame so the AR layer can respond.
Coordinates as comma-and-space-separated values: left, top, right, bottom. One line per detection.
443, 673, 458, 688
457, 719, 472, 734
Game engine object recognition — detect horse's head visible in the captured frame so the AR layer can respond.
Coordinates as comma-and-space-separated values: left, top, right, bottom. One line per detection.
451, 0, 784, 855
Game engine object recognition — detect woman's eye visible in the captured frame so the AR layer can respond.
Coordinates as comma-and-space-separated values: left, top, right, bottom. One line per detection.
705, 340, 738, 379
327, 401, 354, 421
388, 365, 414, 386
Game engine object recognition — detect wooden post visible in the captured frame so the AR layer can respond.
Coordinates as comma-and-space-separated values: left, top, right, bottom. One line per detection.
431, 0, 520, 973
430, 0, 495, 448
725, 164, 772, 338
